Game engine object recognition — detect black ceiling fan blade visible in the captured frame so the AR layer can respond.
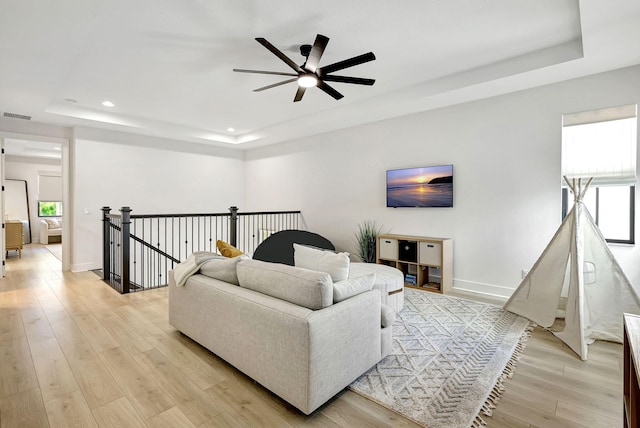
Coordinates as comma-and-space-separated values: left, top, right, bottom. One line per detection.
233, 69, 298, 77
322, 75, 375, 86
253, 78, 298, 92
317, 80, 344, 100
255, 37, 304, 73
318, 52, 376, 75
293, 86, 306, 102
304, 34, 329, 72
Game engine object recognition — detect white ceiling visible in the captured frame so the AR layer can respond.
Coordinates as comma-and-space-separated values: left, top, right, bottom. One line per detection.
1, 0, 639, 151
3, 139, 62, 159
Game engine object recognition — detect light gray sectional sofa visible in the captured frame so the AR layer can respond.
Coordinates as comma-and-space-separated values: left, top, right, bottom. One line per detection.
169, 258, 394, 415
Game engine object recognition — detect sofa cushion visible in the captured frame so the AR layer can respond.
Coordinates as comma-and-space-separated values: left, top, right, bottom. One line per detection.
381, 304, 396, 328
237, 259, 333, 310
333, 273, 376, 303
293, 243, 350, 282
199, 255, 242, 285
216, 239, 244, 258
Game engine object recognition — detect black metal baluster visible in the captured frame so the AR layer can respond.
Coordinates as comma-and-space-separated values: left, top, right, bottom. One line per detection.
157, 217, 161, 288
133, 219, 137, 289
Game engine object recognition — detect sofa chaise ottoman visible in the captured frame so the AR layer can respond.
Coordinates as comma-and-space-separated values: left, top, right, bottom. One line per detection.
350, 262, 404, 312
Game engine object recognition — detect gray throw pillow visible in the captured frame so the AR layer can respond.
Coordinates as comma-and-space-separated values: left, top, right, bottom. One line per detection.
237, 259, 333, 310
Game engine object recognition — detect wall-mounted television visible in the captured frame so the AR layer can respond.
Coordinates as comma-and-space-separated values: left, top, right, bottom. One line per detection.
386, 165, 453, 208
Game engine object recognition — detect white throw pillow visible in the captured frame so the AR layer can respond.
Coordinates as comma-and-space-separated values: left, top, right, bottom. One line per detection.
45, 218, 60, 229
333, 273, 375, 303
293, 243, 350, 282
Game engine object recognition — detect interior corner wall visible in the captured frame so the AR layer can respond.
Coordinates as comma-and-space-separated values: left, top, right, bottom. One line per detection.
244, 65, 640, 299
71, 135, 245, 272
4, 156, 62, 243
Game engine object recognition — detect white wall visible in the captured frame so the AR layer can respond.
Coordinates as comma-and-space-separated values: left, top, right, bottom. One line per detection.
5, 156, 62, 243
71, 130, 246, 271
245, 65, 640, 299
1, 67, 638, 297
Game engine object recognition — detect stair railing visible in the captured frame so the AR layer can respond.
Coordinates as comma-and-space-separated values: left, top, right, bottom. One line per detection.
102, 206, 302, 293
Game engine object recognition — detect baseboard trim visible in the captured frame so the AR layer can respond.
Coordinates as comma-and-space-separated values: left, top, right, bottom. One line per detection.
71, 262, 99, 272
451, 278, 515, 303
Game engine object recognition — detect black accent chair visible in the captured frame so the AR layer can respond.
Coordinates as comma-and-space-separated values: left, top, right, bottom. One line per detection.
252, 230, 335, 265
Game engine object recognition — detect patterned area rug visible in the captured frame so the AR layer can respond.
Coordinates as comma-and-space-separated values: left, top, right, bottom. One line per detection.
350, 288, 533, 428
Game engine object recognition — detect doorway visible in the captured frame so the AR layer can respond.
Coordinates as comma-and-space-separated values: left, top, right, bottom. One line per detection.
0, 133, 70, 275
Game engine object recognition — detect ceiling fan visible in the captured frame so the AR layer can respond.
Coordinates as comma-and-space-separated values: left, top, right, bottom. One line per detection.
233, 34, 376, 102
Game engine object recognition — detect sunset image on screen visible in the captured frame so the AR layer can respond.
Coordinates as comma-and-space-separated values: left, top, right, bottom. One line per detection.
386, 165, 453, 207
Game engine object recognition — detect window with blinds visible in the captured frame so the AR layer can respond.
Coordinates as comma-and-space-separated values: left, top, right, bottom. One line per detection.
37, 171, 63, 218
37, 172, 62, 201
561, 104, 638, 244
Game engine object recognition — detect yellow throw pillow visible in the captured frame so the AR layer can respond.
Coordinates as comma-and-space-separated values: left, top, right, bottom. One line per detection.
216, 240, 244, 258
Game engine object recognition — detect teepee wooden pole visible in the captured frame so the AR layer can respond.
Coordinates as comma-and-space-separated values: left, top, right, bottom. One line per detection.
563, 176, 578, 201
562, 176, 594, 203
580, 178, 594, 199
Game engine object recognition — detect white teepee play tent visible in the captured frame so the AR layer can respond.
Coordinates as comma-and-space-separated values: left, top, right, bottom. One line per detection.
504, 177, 640, 360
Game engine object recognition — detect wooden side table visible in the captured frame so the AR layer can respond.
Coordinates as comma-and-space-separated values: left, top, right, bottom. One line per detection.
6, 221, 23, 258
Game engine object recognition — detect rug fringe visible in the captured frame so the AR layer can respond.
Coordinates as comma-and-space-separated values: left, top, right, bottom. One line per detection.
472, 322, 536, 427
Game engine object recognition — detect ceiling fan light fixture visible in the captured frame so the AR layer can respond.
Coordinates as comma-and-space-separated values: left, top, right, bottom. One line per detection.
297, 74, 318, 88
234, 34, 376, 102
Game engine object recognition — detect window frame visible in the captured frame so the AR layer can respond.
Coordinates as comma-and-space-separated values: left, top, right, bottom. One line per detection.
562, 185, 635, 245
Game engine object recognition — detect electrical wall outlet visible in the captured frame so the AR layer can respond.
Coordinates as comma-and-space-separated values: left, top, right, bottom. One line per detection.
521, 269, 529, 279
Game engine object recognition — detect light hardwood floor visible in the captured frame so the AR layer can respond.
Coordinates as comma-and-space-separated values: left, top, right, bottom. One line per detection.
0, 245, 623, 427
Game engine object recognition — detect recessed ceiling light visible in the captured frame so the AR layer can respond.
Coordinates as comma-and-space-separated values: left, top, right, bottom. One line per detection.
102, 101, 115, 107
227, 127, 235, 132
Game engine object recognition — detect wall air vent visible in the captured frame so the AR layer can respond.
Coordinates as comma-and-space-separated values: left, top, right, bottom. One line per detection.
3, 112, 32, 120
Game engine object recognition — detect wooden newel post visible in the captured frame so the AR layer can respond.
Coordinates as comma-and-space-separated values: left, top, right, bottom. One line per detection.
229, 206, 238, 247
120, 207, 131, 294
102, 207, 111, 282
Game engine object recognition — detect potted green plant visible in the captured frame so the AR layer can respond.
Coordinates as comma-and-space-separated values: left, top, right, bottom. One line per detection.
354, 220, 383, 263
